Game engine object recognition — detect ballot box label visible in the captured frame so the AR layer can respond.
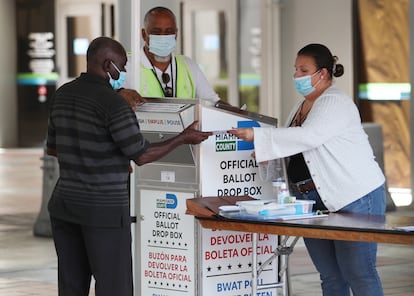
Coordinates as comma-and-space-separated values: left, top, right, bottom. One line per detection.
140, 189, 196, 295
200, 107, 279, 295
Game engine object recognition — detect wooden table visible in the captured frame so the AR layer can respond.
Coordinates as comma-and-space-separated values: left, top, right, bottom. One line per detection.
186, 196, 414, 295
186, 195, 414, 245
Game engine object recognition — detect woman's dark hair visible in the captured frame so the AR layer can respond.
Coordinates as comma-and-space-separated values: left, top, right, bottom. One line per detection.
297, 43, 344, 78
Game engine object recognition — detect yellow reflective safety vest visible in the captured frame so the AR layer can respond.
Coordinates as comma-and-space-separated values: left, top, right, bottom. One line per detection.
140, 55, 195, 98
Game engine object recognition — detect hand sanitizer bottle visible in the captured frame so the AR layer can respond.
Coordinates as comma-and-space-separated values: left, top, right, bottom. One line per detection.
272, 178, 287, 202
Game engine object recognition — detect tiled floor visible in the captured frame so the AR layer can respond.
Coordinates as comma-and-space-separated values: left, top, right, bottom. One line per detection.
0, 148, 413, 295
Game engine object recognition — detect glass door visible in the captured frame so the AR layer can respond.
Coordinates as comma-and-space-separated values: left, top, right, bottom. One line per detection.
55, 0, 115, 87
182, 0, 238, 106
181, 0, 281, 115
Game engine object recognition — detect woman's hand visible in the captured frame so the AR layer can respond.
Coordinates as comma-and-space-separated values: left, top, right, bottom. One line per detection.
228, 128, 254, 142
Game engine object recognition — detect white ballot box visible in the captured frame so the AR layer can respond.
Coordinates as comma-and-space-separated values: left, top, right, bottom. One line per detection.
133, 98, 286, 296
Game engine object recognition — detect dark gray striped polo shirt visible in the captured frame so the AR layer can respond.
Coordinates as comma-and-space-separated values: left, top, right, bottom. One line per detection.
47, 72, 148, 227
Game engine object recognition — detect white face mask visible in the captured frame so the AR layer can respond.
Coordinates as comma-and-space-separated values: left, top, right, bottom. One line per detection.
148, 34, 176, 58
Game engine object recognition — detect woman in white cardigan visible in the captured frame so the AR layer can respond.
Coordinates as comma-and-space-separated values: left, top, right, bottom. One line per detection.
229, 43, 386, 296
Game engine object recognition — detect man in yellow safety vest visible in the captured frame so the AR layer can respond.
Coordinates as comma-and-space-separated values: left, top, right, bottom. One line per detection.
119, 6, 227, 109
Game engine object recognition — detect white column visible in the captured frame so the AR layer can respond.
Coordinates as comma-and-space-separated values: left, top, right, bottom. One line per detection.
118, 1, 141, 295
259, 0, 282, 119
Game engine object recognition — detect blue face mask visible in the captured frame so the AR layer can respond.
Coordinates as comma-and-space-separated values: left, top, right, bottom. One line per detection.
149, 34, 176, 57
108, 61, 126, 90
293, 71, 320, 96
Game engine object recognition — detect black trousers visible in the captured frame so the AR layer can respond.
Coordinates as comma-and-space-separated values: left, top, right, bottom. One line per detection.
50, 217, 133, 296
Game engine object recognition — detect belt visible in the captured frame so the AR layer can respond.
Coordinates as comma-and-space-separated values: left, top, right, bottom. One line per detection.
291, 179, 316, 194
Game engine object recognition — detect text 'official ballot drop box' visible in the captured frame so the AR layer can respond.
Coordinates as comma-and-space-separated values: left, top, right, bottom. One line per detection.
134, 99, 283, 296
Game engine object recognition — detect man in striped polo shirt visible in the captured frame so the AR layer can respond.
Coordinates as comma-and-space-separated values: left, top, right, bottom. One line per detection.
46, 36, 211, 296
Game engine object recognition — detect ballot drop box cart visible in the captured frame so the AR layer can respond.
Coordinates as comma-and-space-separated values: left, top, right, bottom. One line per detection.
133, 98, 291, 296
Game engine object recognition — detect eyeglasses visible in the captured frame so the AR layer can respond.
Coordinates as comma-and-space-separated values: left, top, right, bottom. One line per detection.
162, 72, 173, 97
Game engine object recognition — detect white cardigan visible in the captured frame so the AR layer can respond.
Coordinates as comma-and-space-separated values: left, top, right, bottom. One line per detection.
253, 86, 385, 211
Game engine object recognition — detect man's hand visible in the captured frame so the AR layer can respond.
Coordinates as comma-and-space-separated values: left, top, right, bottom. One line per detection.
118, 88, 146, 111
46, 147, 57, 156
180, 121, 212, 144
